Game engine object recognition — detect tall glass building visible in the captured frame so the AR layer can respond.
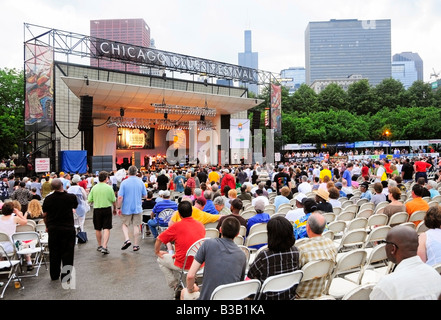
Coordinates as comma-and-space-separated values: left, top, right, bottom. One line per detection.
90, 18, 151, 73
392, 52, 423, 88
280, 67, 306, 95
305, 19, 391, 86
238, 30, 259, 95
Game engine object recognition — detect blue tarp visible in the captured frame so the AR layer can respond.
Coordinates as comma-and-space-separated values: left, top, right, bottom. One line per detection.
59, 150, 87, 173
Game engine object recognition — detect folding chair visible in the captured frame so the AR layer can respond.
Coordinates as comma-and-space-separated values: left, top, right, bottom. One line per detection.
326, 249, 368, 299
205, 222, 219, 229
298, 259, 335, 299
345, 217, 368, 232
248, 223, 267, 236
327, 220, 347, 239
177, 238, 208, 291
357, 209, 374, 219
245, 231, 268, 251
334, 229, 367, 254
233, 235, 244, 245
205, 228, 219, 239
336, 210, 355, 222
157, 208, 175, 234
240, 210, 257, 220
141, 209, 152, 239
237, 245, 250, 266
323, 212, 336, 223
363, 225, 391, 249
0, 232, 15, 259
256, 270, 303, 300
408, 210, 426, 225
367, 213, 388, 230
344, 244, 390, 285
16, 224, 35, 232
387, 211, 408, 226
416, 221, 429, 234
341, 283, 375, 300
210, 279, 261, 300
0, 244, 23, 299
11, 232, 47, 277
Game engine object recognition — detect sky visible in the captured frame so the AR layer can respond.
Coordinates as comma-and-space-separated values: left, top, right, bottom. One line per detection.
1, 0, 441, 82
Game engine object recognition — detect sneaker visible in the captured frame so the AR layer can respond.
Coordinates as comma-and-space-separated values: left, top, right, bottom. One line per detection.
97, 246, 103, 251
100, 247, 109, 254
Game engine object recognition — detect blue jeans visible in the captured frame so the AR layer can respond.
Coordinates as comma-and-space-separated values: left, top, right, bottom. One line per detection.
147, 218, 159, 238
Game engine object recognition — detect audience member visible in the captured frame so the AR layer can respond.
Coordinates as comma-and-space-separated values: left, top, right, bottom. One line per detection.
370, 225, 441, 300
293, 198, 319, 240
426, 180, 440, 199
417, 206, 441, 266
295, 213, 337, 299
359, 182, 372, 201
247, 216, 300, 300
314, 189, 333, 213
405, 184, 430, 226
213, 196, 231, 215
371, 182, 387, 207
327, 187, 341, 208
216, 198, 247, 231
273, 186, 291, 212
181, 216, 247, 300
383, 187, 406, 224
26, 199, 44, 222
149, 190, 178, 239
251, 188, 269, 207
285, 193, 306, 224
155, 201, 205, 290
246, 200, 270, 238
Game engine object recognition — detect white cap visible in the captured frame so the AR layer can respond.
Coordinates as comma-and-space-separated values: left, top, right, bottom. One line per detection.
295, 193, 307, 203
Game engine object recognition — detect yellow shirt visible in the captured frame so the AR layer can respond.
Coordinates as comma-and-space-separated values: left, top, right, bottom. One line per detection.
171, 206, 220, 225
208, 171, 220, 183
319, 169, 332, 181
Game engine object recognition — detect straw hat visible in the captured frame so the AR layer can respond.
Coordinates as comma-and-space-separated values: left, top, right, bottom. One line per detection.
314, 188, 329, 201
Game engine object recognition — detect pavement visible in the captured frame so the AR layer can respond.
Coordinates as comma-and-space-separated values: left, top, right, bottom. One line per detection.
1, 214, 175, 301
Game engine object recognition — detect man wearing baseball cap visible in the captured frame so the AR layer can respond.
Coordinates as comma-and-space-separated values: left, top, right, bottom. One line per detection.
285, 193, 307, 223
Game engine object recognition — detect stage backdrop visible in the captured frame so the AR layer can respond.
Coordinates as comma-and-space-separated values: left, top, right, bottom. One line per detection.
59, 150, 87, 173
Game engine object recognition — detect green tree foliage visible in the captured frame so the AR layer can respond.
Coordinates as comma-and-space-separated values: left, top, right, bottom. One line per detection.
405, 80, 434, 108
0, 68, 25, 159
290, 83, 318, 113
347, 79, 375, 115
317, 83, 348, 112
372, 78, 406, 111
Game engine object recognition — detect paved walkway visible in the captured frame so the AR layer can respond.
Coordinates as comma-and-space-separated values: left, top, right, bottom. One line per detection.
2, 214, 174, 300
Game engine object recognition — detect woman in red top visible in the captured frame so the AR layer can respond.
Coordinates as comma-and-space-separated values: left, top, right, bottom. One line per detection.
361, 162, 370, 178
414, 159, 432, 183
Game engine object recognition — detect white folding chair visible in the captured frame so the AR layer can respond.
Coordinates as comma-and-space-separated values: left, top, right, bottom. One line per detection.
248, 223, 267, 236
367, 213, 388, 230
346, 217, 368, 232
363, 225, 391, 249
327, 220, 347, 239
256, 270, 303, 300
16, 224, 35, 232
323, 212, 336, 223
177, 238, 208, 291
336, 210, 355, 222
233, 235, 245, 245
341, 283, 375, 300
11, 231, 47, 277
326, 249, 368, 299
0, 244, 23, 299
210, 279, 261, 300
387, 211, 409, 226
241, 210, 257, 220
245, 231, 268, 251
157, 208, 175, 234
408, 210, 426, 225
416, 221, 429, 234
205, 228, 220, 239
298, 259, 335, 299
334, 229, 367, 253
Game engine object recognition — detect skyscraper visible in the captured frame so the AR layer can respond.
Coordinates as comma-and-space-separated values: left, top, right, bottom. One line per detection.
392, 52, 423, 88
280, 67, 306, 95
305, 19, 391, 86
90, 18, 151, 73
238, 30, 259, 95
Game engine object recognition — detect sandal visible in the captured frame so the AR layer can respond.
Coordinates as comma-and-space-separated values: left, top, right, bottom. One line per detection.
133, 245, 140, 251
121, 240, 131, 250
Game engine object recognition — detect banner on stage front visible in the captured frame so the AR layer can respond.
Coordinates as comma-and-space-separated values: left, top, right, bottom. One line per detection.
270, 84, 282, 134
230, 119, 250, 149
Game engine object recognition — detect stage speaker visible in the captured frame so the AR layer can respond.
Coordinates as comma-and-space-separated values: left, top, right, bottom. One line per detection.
252, 111, 261, 130
78, 95, 93, 131
220, 114, 230, 130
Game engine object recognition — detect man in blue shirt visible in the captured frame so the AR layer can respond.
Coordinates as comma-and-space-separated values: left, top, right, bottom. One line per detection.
202, 190, 218, 215
342, 163, 353, 187
360, 182, 372, 201
246, 200, 270, 249
148, 190, 178, 239
117, 165, 147, 251
173, 170, 185, 193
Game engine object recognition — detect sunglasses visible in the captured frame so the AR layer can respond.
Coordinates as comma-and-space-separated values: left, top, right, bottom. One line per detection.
379, 240, 399, 249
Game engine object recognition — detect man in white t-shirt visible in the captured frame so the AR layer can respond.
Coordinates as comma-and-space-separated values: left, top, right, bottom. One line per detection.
297, 175, 312, 194
285, 193, 306, 223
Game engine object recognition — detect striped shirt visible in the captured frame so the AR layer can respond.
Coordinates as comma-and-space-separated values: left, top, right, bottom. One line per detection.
295, 236, 337, 299
247, 246, 300, 300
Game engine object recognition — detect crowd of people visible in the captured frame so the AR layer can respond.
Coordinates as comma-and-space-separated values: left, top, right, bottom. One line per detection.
1, 154, 441, 300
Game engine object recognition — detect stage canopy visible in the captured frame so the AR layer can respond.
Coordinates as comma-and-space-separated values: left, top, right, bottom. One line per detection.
61, 76, 264, 121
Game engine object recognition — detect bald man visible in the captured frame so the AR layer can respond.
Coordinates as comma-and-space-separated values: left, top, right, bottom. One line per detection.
370, 225, 441, 300
43, 178, 78, 282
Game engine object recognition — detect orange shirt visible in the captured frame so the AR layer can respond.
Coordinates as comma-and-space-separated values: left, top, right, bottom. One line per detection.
405, 197, 429, 226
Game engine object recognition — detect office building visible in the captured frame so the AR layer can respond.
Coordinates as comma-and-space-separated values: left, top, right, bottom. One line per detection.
238, 30, 259, 95
280, 67, 306, 95
392, 52, 423, 88
90, 18, 151, 73
305, 19, 391, 86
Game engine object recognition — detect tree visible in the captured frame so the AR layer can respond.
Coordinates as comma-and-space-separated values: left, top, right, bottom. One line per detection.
317, 83, 348, 112
373, 78, 406, 111
347, 79, 375, 115
290, 83, 318, 113
405, 80, 434, 108
0, 68, 25, 159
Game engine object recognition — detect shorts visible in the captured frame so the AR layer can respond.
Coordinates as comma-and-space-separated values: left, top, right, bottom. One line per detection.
93, 207, 113, 230
120, 213, 142, 226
